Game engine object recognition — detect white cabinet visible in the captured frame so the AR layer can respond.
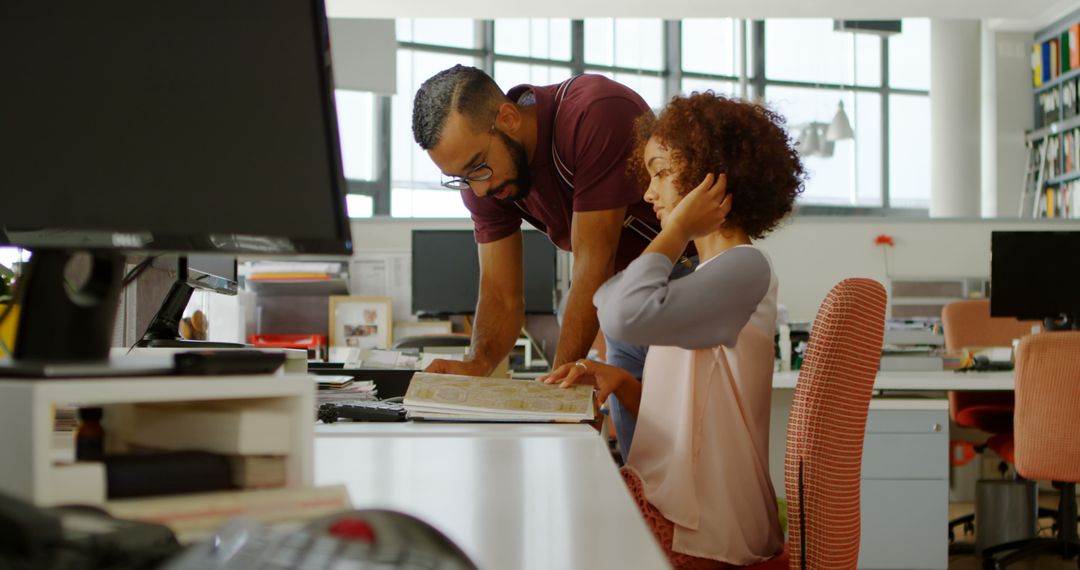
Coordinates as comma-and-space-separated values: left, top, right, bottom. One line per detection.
858, 399, 949, 570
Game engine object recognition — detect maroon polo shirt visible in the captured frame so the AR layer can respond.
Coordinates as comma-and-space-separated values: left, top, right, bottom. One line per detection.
461, 74, 661, 272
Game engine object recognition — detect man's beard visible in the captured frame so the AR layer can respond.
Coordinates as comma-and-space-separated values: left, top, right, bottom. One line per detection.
490, 129, 532, 202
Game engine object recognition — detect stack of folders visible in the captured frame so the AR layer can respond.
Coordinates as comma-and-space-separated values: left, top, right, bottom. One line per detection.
315, 375, 378, 405
404, 372, 595, 422
880, 320, 945, 372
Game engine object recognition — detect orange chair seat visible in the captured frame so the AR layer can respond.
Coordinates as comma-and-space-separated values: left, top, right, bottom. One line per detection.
954, 404, 1014, 435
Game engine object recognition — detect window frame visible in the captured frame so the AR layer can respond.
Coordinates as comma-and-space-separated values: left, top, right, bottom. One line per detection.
346, 19, 930, 218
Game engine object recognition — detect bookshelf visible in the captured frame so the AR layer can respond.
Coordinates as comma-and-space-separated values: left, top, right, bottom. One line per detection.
1025, 10, 1080, 218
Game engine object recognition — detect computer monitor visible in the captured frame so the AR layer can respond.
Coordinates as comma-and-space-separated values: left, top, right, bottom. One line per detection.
990, 231, 1080, 329
412, 230, 558, 316
0, 0, 352, 372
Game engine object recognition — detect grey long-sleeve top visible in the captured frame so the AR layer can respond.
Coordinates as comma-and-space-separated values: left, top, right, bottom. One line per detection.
594, 245, 784, 563
593, 246, 772, 350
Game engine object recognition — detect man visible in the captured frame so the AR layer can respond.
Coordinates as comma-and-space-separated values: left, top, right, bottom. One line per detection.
411, 65, 689, 454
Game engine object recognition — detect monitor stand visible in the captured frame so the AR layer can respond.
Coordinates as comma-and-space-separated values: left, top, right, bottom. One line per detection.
136, 280, 246, 349
1044, 314, 1080, 331
0, 249, 173, 378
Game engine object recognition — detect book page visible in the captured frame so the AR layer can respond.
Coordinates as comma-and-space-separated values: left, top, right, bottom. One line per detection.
405, 373, 593, 420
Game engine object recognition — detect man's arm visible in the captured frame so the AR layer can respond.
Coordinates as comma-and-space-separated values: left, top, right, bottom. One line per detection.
553, 208, 626, 368
424, 231, 524, 376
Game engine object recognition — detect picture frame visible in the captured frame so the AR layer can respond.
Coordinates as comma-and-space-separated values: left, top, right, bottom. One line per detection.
328, 296, 393, 350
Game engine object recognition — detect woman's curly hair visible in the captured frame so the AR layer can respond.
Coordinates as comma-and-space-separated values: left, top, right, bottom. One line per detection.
630, 91, 805, 239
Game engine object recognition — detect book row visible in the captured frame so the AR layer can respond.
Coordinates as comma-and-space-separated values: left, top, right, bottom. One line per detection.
1033, 23, 1080, 87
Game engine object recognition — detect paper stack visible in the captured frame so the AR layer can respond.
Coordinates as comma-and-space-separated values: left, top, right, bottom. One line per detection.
880, 319, 945, 372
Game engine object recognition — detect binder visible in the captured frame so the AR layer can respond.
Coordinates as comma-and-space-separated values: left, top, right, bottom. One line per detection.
1064, 31, 1073, 75
1043, 41, 1053, 83
1051, 39, 1060, 80
1034, 43, 1043, 87
1072, 24, 1080, 70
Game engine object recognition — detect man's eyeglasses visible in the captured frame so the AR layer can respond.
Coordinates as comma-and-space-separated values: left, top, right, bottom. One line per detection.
440, 124, 496, 191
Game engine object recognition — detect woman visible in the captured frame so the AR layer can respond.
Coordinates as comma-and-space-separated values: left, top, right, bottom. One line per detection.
541, 91, 805, 568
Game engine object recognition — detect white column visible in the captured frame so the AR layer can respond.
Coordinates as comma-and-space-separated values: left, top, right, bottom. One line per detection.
931, 20, 982, 217
980, 25, 1036, 218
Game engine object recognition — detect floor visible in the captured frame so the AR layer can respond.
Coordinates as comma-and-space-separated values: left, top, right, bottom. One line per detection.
947, 495, 1079, 570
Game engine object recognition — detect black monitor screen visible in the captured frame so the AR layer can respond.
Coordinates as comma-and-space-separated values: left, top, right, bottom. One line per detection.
991, 231, 1080, 321
412, 230, 557, 315
0, 0, 351, 255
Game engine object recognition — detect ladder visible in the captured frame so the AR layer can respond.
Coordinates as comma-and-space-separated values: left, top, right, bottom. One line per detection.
1019, 133, 1050, 218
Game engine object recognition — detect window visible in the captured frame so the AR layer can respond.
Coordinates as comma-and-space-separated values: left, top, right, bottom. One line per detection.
397, 18, 478, 49
346, 194, 374, 218
765, 19, 879, 86
680, 77, 737, 97
493, 62, 573, 93
584, 19, 664, 71
335, 90, 376, 182
889, 19, 930, 91
681, 19, 739, 77
360, 18, 930, 217
889, 94, 931, 209
767, 86, 859, 206
384, 37, 477, 216
494, 19, 571, 61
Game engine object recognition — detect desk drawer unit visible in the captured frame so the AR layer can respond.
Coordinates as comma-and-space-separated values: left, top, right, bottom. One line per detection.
857, 400, 948, 570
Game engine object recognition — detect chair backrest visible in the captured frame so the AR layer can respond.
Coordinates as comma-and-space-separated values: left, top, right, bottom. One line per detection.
785, 278, 887, 570
941, 299, 1037, 419
1012, 331, 1080, 483
941, 299, 1037, 352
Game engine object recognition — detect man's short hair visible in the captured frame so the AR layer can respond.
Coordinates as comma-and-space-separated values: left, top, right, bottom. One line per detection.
412, 65, 507, 150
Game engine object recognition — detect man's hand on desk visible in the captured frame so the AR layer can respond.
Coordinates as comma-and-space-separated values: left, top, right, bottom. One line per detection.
423, 359, 489, 377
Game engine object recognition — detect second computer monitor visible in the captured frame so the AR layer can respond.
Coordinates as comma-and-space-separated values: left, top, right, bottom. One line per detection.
990, 230, 1080, 325
412, 230, 557, 316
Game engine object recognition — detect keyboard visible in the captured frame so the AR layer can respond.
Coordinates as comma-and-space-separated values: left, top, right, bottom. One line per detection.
318, 401, 408, 423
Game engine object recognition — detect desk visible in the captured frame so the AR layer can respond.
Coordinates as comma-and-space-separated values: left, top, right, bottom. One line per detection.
772, 369, 1014, 391
313, 423, 669, 570
770, 370, 1014, 570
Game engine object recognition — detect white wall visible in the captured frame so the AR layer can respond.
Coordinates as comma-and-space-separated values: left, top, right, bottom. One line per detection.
980, 27, 1036, 217
351, 216, 1080, 323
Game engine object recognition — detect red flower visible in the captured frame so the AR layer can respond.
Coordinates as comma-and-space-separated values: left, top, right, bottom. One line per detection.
874, 234, 895, 247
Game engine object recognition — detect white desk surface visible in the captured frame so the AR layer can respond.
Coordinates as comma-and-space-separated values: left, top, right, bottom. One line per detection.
772, 370, 1013, 391
313, 422, 669, 570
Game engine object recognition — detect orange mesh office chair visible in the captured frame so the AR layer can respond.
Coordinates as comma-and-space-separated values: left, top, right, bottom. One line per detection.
941, 299, 1040, 542
981, 332, 1080, 568
746, 278, 887, 570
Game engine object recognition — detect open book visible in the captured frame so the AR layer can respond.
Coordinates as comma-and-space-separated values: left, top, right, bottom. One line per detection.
404, 372, 595, 422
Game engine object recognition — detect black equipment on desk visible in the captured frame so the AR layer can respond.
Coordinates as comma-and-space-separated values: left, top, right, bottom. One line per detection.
0, 491, 181, 570
991, 231, 1080, 330
0, 0, 352, 376
308, 364, 416, 399
318, 401, 408, 423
